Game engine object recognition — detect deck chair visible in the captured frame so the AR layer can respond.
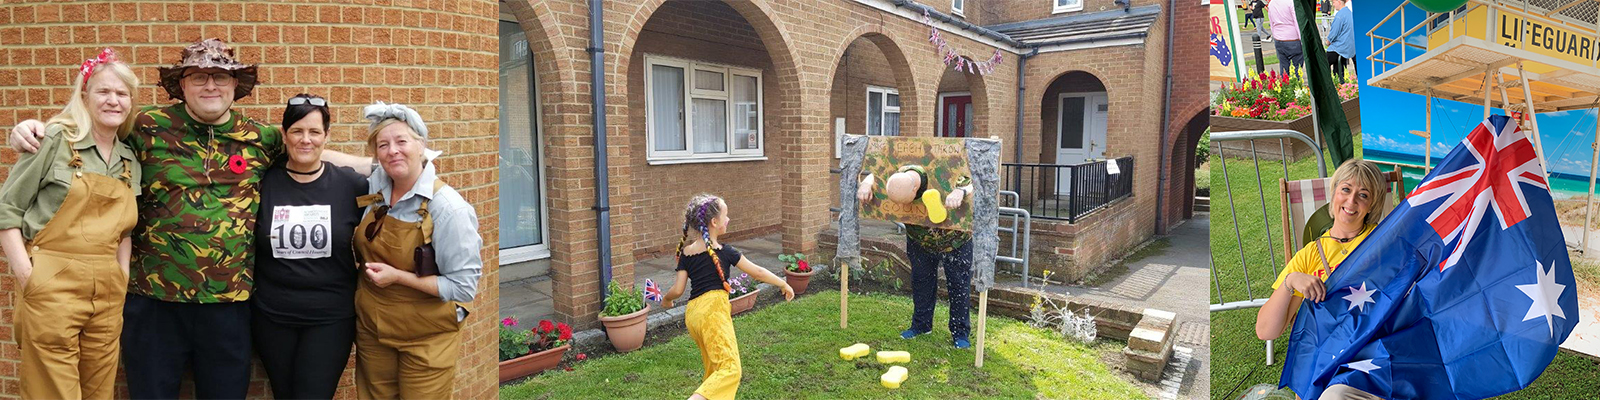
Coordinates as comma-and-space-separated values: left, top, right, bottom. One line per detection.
1256, 170, 1404, 365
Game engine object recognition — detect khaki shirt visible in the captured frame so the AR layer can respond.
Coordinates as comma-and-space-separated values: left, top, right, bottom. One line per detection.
0, 123, 140, 240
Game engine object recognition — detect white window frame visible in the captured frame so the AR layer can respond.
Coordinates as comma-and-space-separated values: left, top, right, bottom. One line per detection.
865, 85, 901, 137
952, 0, 966, 16
1053, 0, 1083, 13
645, 54, 765, 165
499, 12, 551, 264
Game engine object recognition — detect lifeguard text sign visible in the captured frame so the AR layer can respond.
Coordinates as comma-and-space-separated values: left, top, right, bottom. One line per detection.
1497, 14, 1598, 65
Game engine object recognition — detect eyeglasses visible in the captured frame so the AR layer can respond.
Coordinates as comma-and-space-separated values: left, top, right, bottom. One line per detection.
182, 72, 237, 86
288, 96, 328, 107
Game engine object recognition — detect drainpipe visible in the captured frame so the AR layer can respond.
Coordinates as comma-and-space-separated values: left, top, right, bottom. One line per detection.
588, 0, 614, 303
1155, 0, 1175, 235
1013, 46, 1037, 186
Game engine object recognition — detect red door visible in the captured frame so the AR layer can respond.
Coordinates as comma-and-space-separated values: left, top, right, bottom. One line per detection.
941, 94, 972, 137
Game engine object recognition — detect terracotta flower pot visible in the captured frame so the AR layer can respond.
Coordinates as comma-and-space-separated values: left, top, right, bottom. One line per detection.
729, 288, 760, 315
599, 305, 650, 353
498, 344, 569, 383
784, 268, 816, 294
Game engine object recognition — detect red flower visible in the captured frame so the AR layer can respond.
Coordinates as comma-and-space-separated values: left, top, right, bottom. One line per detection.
226, 154, 248, 175
557, 323, 572, 341
796, 260, 810, 272
576, 353, 588, 361
538, 320, 554, 334
501, 317, 517, 327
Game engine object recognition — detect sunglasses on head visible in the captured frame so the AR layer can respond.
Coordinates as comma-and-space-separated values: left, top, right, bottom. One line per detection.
288, 96, 328, 107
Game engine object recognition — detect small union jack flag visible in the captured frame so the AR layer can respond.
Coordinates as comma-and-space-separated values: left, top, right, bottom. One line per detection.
643, 278, 663, 303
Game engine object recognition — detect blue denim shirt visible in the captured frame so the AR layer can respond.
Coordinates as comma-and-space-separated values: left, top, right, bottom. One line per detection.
1327, 7, 1355, 59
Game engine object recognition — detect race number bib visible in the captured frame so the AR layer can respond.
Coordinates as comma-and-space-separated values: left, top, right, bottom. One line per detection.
269, 205, 333, 259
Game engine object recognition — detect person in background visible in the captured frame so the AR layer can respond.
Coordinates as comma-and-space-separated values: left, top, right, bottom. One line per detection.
1324, 0, 1355, 81
1268, 0, 1306, 74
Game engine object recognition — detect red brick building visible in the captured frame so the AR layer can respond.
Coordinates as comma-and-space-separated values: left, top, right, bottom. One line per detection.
0, 1, 500, 399
500, 0, 1207, 329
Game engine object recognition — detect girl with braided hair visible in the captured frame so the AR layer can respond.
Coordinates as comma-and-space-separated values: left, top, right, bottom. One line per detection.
660, 194, 794, 400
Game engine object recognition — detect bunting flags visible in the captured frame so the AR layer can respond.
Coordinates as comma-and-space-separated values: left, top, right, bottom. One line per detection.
920, 9, 1004, 76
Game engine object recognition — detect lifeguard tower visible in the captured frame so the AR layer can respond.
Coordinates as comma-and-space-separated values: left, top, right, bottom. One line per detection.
1366, 0, 1600, 249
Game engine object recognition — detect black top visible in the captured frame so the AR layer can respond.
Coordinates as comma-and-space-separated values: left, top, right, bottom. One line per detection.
676, 245, 744, 301
253, 161, 369, 325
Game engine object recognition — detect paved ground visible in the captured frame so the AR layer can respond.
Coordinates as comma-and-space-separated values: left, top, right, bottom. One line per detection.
995, 213, 1212, 399
499, 214, 1213, 399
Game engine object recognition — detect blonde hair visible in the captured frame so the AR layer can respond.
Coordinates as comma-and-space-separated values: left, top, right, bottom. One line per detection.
365, 117, 427, 155
46, 61, 139, 142
1329, 159, 1389, 225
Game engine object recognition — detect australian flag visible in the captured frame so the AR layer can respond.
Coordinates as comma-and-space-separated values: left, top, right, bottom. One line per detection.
1281, 115, 1579, 399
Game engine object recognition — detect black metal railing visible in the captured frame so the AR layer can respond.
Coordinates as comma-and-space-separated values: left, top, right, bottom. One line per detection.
1003, 156, 1134, 222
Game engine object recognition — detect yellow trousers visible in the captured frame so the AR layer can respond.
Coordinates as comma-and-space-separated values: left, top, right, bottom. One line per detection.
686, 290, 741, 400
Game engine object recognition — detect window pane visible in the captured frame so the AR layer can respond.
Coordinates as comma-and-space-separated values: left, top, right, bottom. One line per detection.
954, 0, 964, 10
884, 111, 900, 136
692, 98, 728, 153
867, 92, 883, 136
1060, 97, 1085, 149
964, 103, 974, 138
887, 92, 900, 107
652, 64, 686, 151
499, 20, 542, 249
733, 75, 759, 150
695, 69, 724, 91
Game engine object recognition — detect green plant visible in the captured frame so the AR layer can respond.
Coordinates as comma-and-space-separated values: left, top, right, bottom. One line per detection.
1213, 69, 1358, 121
600, 280, 646, 317
727, 273, 756, 297
778, 253, 812, 273
500, 317, 570, 361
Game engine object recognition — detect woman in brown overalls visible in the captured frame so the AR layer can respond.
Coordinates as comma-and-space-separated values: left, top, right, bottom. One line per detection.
352, 102, 483, 399
0, 50, 141, 400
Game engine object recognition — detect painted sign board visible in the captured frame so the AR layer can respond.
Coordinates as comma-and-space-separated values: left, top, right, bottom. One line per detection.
859, 136, 975, 231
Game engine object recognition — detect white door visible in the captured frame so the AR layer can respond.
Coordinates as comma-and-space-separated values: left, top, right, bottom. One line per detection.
1055, 92, 1108, 196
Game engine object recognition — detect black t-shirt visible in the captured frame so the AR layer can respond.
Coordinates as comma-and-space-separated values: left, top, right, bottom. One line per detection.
253, 161, 369, 325
676, 245, 744, 301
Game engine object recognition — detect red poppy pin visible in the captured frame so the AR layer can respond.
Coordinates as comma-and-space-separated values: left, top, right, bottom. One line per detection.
227, 154, 248, 174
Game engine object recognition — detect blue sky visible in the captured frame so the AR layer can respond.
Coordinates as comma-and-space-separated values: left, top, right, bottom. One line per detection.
1355, 0, 1600, 177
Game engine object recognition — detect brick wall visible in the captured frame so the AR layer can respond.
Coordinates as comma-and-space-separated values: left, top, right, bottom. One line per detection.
1168, 0, 1210, 224
0, 1, 499, 399
623, 0, 785, 264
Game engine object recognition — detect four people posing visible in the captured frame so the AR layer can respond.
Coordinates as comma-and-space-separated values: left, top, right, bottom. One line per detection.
6, 39, 483, 399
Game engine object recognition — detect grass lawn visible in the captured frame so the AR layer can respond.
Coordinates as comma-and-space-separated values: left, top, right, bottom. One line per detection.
503, 290, 1149, 400
1209, 136, 1600, 399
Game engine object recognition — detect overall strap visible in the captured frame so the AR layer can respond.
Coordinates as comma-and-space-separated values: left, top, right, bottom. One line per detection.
419, 180, 445, 245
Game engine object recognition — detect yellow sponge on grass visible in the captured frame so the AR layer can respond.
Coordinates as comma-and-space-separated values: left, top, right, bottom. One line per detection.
839, 343, 871, 360
875, 350, 910, 364
880, 366, 908, 389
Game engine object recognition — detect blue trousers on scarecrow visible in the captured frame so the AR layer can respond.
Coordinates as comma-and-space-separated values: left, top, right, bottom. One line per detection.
903, 225, 973, 348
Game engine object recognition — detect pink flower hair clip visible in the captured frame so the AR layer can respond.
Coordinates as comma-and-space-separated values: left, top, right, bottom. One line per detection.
79, 48, 118, 85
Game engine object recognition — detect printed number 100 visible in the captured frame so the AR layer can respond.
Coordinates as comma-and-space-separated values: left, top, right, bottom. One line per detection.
274, 224, 329, 250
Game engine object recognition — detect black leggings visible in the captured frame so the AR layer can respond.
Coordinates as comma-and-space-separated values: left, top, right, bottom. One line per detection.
251, 312, 356, 400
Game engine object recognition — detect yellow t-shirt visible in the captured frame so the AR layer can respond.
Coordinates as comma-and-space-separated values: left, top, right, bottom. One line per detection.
1271, 224, 1376, 297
